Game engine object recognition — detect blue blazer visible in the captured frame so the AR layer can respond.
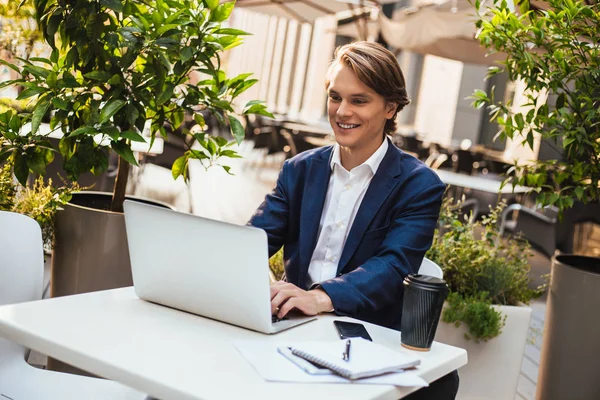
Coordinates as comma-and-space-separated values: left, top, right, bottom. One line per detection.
249, 139, 446, 330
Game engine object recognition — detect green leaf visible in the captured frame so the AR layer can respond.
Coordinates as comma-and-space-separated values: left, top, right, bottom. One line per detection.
228, 115, 245, 144
107, 74, 122, 85
50, 48, 59, 64
171, 109, 185, 130
194, 113, 205, 127
121, 130, 146, 142
514, 113, 525, 130
16, 87, 47, 100
52, 97, 69, 111
26, 151, 47, 175
555, 93, 565, 110
526, 132, 534, 149
102, 126, 120, 140
211, 2, 235, 22
214, 136, 228, 147
29, 57, 52, 65
232, 79, 258, 98
99, 99, 127, 124
243, 103, 274, 118
70, 126, 97, 137
181, 47, 194, 63
156, 84, 174, 106
205, 0, 219, 10
205, 137, 217, 155
100, 0, 124, 12
47, 72, 58, 88
31, 101, 50, 135
156, 24, 181, 36
172, 155, 188, 180
84, 71, 113, 81
23, 65, 50, 79
13, 154, 29, 186
8, 114, 21, 134
111, 140, 138, 166
0, 59, 20, 73
214, 28, 250, 36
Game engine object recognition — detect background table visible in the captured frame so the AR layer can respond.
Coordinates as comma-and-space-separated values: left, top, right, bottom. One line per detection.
0, 287, 467, 400
435, 169, 531, 194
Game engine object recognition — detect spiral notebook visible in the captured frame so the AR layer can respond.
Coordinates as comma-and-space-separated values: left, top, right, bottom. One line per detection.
289, 338, 420, 380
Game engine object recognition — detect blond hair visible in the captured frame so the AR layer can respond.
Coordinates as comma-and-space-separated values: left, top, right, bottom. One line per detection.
326, 41, 410, 135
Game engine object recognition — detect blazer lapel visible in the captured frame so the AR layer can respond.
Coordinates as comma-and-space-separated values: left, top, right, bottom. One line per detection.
297, 149, 332, 289
337, 143, 403, 274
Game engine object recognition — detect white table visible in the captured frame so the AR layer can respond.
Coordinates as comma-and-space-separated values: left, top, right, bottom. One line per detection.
0, 287, 467, 400
435, 169, 531, 194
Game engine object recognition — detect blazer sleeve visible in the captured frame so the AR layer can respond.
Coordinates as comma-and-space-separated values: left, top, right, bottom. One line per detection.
247, 160, 290, 257
317, 179, 446, 317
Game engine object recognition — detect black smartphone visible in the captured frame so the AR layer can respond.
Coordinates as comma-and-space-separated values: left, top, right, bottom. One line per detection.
333, 320, 372, 341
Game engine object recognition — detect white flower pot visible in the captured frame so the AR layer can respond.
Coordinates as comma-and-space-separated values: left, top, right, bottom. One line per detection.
434, 304, 532, 400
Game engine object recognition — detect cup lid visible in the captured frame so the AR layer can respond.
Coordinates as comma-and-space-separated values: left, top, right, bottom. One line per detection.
405, 273, 447, 289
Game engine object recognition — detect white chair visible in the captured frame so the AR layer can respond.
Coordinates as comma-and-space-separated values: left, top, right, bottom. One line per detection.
418, 257, 443, 279
0, 211, 147, 400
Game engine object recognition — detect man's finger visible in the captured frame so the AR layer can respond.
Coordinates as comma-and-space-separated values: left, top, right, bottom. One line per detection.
271, 290, 293, 314
270, 285, 280, 299
278, 297, 298, 318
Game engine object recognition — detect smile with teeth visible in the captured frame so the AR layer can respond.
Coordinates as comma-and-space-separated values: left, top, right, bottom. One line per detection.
337, 122, 360, 129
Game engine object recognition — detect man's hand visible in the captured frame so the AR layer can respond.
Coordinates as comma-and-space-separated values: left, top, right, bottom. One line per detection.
270, 281, 333, 319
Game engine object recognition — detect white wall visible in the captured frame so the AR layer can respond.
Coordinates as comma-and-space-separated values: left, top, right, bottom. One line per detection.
299, 16, 337, 123
414, 55, 463, 146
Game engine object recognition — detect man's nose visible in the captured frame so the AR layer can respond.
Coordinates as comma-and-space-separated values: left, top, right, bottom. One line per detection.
337, 101, 352, 117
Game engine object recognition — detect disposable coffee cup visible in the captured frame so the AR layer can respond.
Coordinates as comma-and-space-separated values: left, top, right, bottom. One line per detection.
400, 274, 448, 352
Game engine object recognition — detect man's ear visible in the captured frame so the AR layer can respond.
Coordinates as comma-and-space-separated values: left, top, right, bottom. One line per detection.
385, 102, 398, 119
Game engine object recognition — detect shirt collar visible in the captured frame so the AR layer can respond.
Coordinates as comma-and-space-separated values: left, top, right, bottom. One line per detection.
330, 138, 389, 175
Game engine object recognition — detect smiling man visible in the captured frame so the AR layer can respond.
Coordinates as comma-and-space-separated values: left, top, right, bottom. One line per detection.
249, 42, 456, 398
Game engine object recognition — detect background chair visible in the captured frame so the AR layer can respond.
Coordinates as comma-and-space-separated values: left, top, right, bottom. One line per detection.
418, 257, 443, 279
498, 203, 558, 259
0, 211, 146, 400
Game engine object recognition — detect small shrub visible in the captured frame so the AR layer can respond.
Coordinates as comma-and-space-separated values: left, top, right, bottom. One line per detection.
1, 160, 78, 249
269, 248, 285, 281
427, 199, 545, 341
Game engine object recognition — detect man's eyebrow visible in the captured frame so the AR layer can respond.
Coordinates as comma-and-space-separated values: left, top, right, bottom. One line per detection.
328, 89, 372, 98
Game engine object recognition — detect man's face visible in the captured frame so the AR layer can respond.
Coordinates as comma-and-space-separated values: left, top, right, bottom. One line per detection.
326, 63, 395, 153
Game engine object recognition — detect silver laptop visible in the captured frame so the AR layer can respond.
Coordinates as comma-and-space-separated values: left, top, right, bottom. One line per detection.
123, 200, 316, 334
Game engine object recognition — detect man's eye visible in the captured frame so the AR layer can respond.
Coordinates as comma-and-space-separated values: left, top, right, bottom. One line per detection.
329, 95, 341, 101
353, 99, 366, 105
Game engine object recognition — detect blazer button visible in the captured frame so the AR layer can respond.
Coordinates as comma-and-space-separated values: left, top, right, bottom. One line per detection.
336, 273, 342, 277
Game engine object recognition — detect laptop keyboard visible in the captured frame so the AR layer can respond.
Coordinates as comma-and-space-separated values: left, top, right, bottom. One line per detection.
272, 315, 289, 323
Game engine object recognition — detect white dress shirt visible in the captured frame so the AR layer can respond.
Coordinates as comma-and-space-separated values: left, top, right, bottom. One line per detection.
307, 139, 389, 286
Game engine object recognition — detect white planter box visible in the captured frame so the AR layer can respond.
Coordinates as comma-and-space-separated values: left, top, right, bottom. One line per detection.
434, 304, 532, 400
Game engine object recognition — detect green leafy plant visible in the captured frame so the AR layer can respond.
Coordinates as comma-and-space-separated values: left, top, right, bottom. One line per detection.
269, 248, 285, 281
471, 0, 600, 213
427, 199, 544, 341
0, 0, 271, 212
0, 160, 78, 249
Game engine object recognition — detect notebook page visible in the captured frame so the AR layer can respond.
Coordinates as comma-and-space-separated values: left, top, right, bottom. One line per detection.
289, 338, 420, 380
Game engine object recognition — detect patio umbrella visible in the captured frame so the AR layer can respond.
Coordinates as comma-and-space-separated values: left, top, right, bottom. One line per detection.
233, 0, 379, 23
378, 0, 506, 65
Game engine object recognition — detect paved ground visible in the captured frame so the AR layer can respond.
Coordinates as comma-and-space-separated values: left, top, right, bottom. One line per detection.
35, 141, 600, 400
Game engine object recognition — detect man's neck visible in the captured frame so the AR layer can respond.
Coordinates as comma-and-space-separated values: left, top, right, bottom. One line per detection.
339, 137, 385, 171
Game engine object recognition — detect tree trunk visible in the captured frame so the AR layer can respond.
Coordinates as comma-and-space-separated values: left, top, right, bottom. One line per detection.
110, 156, 130, 212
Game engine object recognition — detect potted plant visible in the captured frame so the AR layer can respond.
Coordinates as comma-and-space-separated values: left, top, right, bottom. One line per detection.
0, 158, 77, 252
471, 1, 600, 398
0, 0, 271, 297
428, 199, 544, 400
